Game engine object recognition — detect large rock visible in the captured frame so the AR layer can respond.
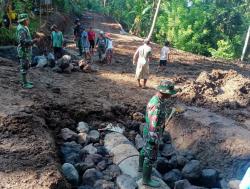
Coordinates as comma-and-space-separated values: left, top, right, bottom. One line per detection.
137, 177, 170, 189
97, 160, 108, 171
60, 141, 81, 164
156, 158, 172, 174
110, 143, 139, 164
96, 146, 109, 156
116, 174, 137, 189
86, 154, 103, 164
176, 155, 188, 169
103, 164, 121, 180
83, 143, 97, 154
61, 128, 78, 141
89, 130, 100, 143
182, 160, 201, 181
62, 163, 79, 186
94, 180, 115, 189
78, 132, 89, 145
163, 169, 182, 188
82, 168, 103, 186
135, 134, 144, 150
174, 179, 206, 189
200, 169, 218, 188
77, 122, 90, 133
161, 143, 175, 158
75, 162, 95, 175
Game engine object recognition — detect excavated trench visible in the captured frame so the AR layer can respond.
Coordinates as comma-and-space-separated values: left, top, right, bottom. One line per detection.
6, 102, 247, 189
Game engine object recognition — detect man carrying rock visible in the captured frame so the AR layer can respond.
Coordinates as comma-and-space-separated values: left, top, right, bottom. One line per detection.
139, 81, 178, 187
16, 13, 39, 89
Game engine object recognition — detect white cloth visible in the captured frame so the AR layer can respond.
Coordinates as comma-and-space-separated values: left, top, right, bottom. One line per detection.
135, 44, 152, 79
160, 46, 170, 60
107, 39, 113, 49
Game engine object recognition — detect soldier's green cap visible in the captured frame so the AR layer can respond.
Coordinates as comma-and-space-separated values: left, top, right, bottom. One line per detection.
156, 80, 177, 95
18, 13, 29, 23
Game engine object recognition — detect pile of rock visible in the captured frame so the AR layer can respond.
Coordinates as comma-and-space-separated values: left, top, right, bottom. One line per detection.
59, 121, 122, 189
134, 131, 222, 189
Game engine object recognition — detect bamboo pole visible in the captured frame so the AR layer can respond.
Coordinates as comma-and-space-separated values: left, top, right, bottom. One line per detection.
241, 26, 250, 62
147, 0, 161, 40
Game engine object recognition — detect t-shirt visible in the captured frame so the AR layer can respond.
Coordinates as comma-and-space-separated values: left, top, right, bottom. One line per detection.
82, 31, 90, 48
160, 46, 170, 60
107, 39, 113, 49
88, 31, 95, 41
51, 31, 63, 48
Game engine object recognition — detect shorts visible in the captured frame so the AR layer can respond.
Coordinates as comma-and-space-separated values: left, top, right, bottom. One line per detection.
89, 40, 95, 49
159, 60, 167, 66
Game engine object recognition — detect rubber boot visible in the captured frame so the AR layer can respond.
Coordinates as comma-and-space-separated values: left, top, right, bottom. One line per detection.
138, 153, 144, 172
142, 162, 161, 188
21, 74, 33, 89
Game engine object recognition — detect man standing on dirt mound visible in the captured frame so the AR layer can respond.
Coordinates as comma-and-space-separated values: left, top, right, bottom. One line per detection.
74, 18, 83, 56
139, 81, 178, 187
133, 39, 152, 89
16, 13, 39, 89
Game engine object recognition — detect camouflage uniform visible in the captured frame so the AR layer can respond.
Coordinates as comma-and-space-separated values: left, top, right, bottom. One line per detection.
17, 24, 32, 72
16, 13, 34, 88
140, 95, 172, 164
139, 81, 177, 188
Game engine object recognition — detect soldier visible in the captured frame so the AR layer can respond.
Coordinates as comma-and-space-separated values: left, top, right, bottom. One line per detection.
16, 13, 39, 89
139, 81, 178, 187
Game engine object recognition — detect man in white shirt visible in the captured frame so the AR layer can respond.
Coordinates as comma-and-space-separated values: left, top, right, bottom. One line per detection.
133, 39, 152, 89
159, 41, 170, 71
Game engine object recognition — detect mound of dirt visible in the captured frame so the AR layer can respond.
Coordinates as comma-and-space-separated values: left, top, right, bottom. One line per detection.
178, 69, 250, 109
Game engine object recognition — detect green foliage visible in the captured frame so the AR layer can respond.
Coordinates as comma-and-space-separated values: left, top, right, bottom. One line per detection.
0, 27, 17, 45
85, 0, 249, 60
209, 39, 234, 60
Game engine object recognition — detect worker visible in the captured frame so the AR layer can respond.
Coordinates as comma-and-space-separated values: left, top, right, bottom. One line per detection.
16, 13, 39, 89
139, 80, 178, 187
51, 24, 64, 59
96, 31, 108, 62
74, 18, 83, 56
158, 41, 170, 72
133, 39, 152, 89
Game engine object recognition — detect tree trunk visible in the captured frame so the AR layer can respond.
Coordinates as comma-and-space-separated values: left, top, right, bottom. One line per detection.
147, 0, 161, 40
241, 26, 250, 62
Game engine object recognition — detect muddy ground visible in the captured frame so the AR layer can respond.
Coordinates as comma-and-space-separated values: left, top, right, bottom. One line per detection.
0, 11, 250, 188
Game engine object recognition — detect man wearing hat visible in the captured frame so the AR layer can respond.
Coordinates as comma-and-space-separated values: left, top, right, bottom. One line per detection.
96, 31, 108, 62
139, 80, 178, 187
16, 13, 39, 89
